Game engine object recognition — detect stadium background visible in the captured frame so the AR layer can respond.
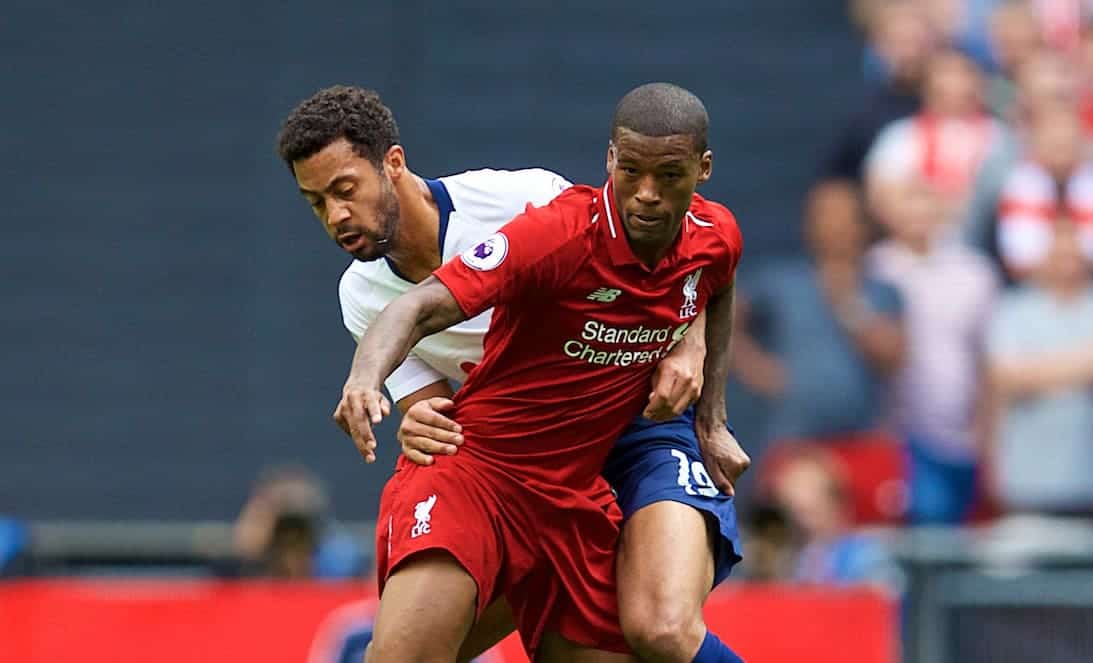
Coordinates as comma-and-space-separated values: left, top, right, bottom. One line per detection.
6, 2, 1093, 663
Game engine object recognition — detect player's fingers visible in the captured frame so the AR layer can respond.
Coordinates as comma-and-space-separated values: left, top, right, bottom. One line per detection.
345, 391, 369, 429
706, 457, 734, 496
426, 397, 457, 412
364, 393, 386, 425
380, 396, 391, 418
647, 371, 678, 408
351, 425, 378, 462
401, 434, 458, 457
332, 401, 351, 435
665, 376, 701, 417
408, 404, 462, 433
402, 420, 464, 446
402, 446, 435, 467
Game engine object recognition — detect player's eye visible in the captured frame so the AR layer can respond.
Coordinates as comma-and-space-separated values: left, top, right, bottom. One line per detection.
661, 172, 682, 181
336, 186, 355, 199
621, 166, 639, 176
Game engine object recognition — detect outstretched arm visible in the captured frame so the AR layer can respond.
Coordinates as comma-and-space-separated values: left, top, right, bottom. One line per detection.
334, 276, 467, 462
694, 281, 750, 495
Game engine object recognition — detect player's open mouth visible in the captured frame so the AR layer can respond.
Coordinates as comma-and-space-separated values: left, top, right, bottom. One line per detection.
338, 231, 365, 251
630, 214, 663, 227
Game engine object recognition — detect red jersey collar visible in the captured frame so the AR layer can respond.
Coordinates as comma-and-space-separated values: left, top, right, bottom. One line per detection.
596, 179, 697, 269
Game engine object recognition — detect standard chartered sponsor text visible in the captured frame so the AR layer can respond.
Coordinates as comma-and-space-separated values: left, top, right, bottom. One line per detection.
564, 320, 691, 367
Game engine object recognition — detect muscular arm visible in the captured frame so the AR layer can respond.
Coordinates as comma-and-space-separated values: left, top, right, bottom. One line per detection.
335, 276, 467, 461
837, 303, 906, 376
727, 294, 786, 397
693, 281, 751, 494
989, 345, 1093, 399
694, 281, 734, 428
347, 276, 467, 392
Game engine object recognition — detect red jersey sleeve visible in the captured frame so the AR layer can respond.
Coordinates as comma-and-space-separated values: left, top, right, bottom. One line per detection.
434, 186, 592, 319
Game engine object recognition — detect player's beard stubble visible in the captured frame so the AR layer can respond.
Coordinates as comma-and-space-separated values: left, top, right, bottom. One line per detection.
349, 176, 401, 263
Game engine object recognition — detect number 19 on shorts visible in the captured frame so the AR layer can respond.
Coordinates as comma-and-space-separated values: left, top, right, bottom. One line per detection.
671, 449, 719, 497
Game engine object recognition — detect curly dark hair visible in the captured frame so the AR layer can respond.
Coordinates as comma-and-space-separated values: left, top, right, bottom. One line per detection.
276, 85, 400, 171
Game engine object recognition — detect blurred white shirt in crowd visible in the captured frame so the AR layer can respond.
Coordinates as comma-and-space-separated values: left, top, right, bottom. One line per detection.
866, 240, 999, 462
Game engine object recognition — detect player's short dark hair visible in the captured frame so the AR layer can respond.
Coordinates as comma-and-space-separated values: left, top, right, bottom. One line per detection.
611, 82, 709, 154
276, 85, 400, 170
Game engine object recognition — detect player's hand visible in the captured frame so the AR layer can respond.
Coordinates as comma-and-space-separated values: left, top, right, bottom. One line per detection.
399, 398, 464, 466
644, 349, 705, 422
695, 422, 750, 496
333, 382, 390, 463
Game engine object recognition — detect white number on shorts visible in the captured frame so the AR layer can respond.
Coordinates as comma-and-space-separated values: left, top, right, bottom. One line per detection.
670, 449, 719, 498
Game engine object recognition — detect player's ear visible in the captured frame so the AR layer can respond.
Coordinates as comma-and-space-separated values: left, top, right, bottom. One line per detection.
383, 145, 407, 182
696, 149, 713, 185
605, 142, 617, 176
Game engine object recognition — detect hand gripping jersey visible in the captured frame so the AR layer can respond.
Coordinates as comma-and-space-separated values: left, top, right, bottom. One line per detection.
338, 168, 571, 401
434, 180, 743, 489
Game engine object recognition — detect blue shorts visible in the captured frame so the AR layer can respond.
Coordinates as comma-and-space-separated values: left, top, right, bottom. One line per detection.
603, 407, 743, 588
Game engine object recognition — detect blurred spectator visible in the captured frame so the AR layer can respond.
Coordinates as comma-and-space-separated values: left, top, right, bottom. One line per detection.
234, 464, 364, 579
985, 0, 1045, 119
996, 104, 1093, 278
820, 1, 930, 181
866, 181, 1000, 524
866, 49, 1016, 235
737, 504, 796, 582
771, 448, 899, 588
734, 180, 905, 443
987, 222, 1093, 515
0, 517, 27, 576
1079, 20, 1093, 134
963, 48, 1072, 255
1012, 49, 1080, 130
1033, 0, 1087, 54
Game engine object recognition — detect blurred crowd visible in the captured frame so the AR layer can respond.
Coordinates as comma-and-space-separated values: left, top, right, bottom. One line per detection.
735, 0, 1093, 586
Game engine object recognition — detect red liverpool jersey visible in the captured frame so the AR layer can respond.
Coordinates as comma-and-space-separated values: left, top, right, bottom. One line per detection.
433, 180, 743, 489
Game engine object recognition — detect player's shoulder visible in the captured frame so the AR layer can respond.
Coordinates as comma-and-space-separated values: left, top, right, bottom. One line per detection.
338, 259, 385, 303
688, 193, 743, 252
520, 183, 603, 234
438, 167, 571, 224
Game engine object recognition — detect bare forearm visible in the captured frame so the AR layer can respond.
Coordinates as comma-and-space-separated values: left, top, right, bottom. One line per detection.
848, 315, 905, 375
695, 282, 734, 426
991, 348, 1093, 397
348, 277, 466, 391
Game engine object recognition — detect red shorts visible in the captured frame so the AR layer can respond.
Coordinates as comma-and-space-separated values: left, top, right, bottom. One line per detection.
375, 454, 629, 656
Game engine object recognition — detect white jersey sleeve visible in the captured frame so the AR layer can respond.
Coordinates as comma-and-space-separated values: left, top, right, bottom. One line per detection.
338, 266, 448, 403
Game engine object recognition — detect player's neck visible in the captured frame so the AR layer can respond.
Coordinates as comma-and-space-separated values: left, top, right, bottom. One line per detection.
625, 224, 682, 267
386, 173, 443, 283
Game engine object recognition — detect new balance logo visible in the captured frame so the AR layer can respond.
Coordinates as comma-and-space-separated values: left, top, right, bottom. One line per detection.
587, 288, 622, 303
410, 494, 437, 538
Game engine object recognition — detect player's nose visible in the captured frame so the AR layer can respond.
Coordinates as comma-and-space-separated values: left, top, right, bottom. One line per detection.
325, 199, 352, 226
635, 175, 661, 203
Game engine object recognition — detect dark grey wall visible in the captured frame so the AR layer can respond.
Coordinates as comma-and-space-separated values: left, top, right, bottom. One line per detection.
1, 1, 860, 519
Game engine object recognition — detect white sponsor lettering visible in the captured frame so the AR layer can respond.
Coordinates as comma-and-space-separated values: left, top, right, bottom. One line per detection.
564, 322, 691, 367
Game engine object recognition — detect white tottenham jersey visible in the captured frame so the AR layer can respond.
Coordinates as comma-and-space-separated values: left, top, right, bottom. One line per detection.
339, 168, 571, 402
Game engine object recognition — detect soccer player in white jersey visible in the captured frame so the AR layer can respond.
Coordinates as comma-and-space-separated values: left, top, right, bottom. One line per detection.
277, 85, 749, 663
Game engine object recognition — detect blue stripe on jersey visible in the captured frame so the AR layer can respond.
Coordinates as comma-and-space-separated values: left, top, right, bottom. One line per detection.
383, 178, 455, 283
424, 178, 456, 255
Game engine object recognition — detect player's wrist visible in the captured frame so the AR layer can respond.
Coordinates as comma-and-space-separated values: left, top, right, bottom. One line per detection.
694, 403, 727, 429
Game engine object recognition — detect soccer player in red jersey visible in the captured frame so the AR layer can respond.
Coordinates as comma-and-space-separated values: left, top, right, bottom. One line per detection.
339, 83, 744, 663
